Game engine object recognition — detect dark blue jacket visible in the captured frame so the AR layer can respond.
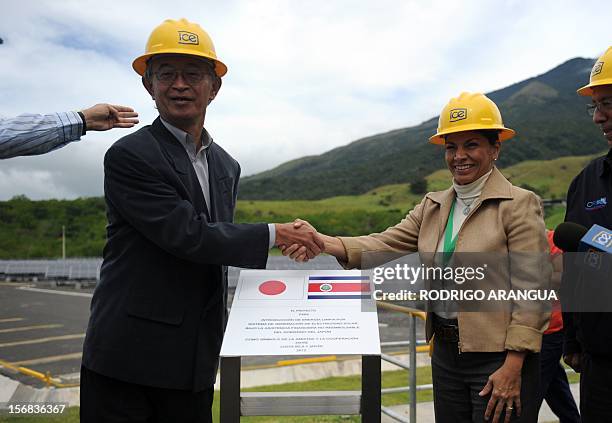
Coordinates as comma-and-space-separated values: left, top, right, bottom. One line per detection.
82, 118, 269, 390
563, 149, 612, 357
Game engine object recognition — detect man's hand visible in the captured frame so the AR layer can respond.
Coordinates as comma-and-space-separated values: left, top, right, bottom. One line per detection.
279, 219, 320, 262
81, 104, 139, 131
281, 219, 348, 262
563, 353, 582, 373
275, 219, 324, 261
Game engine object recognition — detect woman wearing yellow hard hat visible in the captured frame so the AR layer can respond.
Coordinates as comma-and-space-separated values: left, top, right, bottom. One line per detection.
283, 92, 549, 422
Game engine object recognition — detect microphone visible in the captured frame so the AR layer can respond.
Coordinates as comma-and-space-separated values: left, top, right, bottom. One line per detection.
554, 222, 612, 270
555, 222, 612, 312
553, 222, 588, 252
554, 222, 612, 255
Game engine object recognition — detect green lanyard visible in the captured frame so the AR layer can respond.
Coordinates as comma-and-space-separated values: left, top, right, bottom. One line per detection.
442, 201, 458, 265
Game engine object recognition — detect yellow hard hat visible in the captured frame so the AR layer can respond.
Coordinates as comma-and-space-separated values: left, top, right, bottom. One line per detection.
577, 46, 612, 96
132, 18, 227, 77
429, 92, 515, 145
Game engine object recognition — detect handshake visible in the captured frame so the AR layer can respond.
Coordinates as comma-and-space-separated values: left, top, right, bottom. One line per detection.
275, 219, 328, 262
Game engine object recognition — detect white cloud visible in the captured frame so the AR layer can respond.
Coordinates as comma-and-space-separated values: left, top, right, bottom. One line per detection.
0, 0, 610, 199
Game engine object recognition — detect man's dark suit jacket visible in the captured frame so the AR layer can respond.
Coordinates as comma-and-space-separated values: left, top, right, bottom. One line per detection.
82, 117, 269, 391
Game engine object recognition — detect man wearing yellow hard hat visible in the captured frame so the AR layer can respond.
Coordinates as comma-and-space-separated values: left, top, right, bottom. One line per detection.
79, 19, 323, 422
562, 46, 612, 423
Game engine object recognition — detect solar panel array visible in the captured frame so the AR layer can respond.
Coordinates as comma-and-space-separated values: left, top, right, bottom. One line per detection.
0, 256, 342, 286
0, 258, 102, 281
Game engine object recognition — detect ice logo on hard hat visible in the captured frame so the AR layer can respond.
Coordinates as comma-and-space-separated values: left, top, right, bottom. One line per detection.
449, 108, 467, 122
178, 31, 199, 45
592, 61, 603, 77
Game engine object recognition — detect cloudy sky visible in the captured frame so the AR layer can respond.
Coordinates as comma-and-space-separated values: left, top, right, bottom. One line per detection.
0, 0, 610, 200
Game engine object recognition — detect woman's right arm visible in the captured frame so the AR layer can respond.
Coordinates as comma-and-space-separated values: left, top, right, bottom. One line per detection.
283, 195, 429, 267
321, 234, 348, 261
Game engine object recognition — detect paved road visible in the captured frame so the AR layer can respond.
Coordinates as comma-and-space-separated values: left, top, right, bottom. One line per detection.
0, 283, 90, 387
0, 256, 426, 388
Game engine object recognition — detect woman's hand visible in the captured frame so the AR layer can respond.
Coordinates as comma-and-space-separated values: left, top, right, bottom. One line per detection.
479, 351, 525, 423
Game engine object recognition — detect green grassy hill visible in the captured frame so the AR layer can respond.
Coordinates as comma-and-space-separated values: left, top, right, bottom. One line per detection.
426, 154, 595, 197
238, 153, 601, 236
0, 196, 107, 258
239, 57, 603, 200
0, 153, 601, 258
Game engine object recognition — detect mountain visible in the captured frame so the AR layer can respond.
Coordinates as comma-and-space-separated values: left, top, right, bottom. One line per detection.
239, 58, 603, 200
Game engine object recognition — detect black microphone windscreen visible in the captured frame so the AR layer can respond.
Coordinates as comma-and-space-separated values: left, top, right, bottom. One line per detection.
553, 222, 588, 252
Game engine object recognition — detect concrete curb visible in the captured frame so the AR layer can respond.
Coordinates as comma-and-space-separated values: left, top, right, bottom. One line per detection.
0, 374, 19, 403
0, 374, 80, 408
1, 353, 428, 408
0, 373, 579, 422
215, 353, 431, 390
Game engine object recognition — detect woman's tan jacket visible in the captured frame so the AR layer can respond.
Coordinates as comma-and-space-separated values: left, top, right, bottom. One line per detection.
338, 167, 550, 353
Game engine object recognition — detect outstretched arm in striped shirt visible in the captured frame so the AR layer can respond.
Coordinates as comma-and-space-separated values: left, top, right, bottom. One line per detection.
0, 104, 139, 159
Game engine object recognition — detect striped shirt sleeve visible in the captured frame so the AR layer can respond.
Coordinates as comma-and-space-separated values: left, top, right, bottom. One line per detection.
0, 111, 84, 159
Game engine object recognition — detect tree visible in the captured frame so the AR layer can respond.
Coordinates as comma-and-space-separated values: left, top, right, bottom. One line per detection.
410, 177, 428, 195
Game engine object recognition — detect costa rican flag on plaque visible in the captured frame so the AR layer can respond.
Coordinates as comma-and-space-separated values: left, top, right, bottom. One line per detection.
307, 275, 371, 300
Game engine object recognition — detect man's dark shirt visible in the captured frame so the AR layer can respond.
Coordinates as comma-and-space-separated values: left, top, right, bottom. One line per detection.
563, 148, 612, 356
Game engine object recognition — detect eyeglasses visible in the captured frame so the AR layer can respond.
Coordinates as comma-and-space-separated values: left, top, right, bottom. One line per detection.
586, 99, 612, 117
153, 67, 213, 85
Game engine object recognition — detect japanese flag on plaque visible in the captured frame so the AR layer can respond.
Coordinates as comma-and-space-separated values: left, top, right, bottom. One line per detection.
238, 275, 306, 300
